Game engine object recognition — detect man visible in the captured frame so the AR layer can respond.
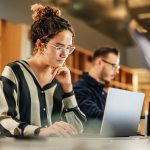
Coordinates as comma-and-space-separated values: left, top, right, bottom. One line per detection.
73, 47, 120, 133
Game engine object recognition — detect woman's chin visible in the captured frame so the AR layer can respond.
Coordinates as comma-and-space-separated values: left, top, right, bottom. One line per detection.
54, 63, 64, 67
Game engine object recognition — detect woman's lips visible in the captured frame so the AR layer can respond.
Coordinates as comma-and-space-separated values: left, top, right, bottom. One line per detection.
57, 60, 65, 63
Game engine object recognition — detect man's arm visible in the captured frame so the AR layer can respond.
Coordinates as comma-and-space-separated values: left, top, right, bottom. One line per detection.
73, 86, 104, 120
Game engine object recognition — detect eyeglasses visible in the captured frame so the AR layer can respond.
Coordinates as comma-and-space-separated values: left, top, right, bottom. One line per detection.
48, 43, 75, 54
102, 59, 120, 70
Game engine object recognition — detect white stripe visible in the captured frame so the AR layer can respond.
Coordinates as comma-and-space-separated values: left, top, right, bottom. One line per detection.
63, 95, 77, 109
0, 68, 21, 134
44, 84, 57, 125
0, 81, 9, 120
2, 66, 18, 86
1, 66, 20, 119
23, 125, 39, 136
13, 90, 20, 119
17, 62, 41, 126
19, 61, 39, 81
0, 118, 21, 135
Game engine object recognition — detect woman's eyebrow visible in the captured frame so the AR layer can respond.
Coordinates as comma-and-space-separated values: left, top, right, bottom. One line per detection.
55, 43, 72, 46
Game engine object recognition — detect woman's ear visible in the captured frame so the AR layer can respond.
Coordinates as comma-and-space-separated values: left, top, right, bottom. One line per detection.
35, 39, 45, 55
36, 39, 43, 48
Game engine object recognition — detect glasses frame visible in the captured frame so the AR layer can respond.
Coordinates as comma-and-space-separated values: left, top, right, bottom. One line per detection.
48, 43, 75, 55
102, 58, 120, 70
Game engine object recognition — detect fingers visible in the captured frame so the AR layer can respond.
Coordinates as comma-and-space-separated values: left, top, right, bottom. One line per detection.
45, 121, 77, 137
55, 121, 78, 135
51, 67, 59, 77
51, 66, 69, 77
56, 67, 69, 76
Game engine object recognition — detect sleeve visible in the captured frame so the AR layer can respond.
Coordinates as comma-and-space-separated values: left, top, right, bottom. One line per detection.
0, 65, 41, 137
62, 90, 87, 134
73, 85, 104, 120
129, 30, 150, 69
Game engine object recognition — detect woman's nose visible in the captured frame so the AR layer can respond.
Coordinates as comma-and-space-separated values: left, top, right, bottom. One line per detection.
60, 48, 68, 58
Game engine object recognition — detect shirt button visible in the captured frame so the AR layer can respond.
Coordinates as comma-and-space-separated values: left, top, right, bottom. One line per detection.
43, 108, 46, 111
45, 125, 47, 128
102, 92, 105, 95
41, 91, 44, 93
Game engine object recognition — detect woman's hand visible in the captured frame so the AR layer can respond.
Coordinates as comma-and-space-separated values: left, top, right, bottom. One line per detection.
52, 66, 73, 93
39, 121, 77, 137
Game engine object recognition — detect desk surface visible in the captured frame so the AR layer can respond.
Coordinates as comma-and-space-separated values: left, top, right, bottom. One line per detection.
0, 136, 150, 150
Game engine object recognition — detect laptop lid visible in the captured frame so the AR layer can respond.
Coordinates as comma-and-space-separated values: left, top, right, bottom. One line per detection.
100, 88, 145, 137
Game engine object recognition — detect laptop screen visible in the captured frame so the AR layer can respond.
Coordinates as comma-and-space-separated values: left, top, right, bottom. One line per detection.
100, 88, 145, 137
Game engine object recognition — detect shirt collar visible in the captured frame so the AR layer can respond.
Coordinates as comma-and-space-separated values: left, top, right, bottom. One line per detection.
81, 72, 105, 90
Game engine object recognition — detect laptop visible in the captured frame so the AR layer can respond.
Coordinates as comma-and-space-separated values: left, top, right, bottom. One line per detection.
100, 88, 145, 137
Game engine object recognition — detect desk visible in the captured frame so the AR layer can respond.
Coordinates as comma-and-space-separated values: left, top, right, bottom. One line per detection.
0, 137, 150, 150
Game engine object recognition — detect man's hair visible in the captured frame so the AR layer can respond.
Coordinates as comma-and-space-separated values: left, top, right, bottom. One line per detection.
92, 46, 119, 61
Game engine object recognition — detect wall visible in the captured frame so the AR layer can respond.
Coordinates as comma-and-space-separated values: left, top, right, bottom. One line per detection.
0, 0, 143, 67
125, 46, 146, 68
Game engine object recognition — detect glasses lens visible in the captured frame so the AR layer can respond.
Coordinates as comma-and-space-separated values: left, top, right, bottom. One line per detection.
113, 65, 120, 70
68, 47, 75, 54
56, 46, 63, 51
51, 44, 75, 54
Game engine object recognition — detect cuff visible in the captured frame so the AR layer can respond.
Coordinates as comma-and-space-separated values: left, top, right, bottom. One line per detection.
34, 127, 43, 136
23, 125, 41, 136
62, 94, 78, 109
62, 90, 74, 99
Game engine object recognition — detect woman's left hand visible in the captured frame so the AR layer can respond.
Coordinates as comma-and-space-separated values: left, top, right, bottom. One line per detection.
52, 66, 72, 93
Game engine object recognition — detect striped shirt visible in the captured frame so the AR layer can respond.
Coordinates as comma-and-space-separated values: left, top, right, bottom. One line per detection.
0, 60, 86, 137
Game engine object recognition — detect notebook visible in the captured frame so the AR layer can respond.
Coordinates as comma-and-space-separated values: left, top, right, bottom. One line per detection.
100, 88, 145, 137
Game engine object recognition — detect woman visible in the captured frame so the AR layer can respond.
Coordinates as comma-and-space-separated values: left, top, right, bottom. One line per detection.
0, 4, 86, 137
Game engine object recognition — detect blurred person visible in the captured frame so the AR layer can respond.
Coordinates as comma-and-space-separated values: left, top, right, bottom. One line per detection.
73, 47, 120, 134
128, 19, 150, 69
0, 3, 86, 138
128, 18, 150, 135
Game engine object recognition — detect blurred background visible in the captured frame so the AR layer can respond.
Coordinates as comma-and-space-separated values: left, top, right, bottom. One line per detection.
0, 0, 150, 67
0, 0, 150, 132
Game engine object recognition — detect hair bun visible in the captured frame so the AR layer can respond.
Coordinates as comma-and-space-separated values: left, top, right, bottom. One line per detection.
31, 3, 61, 21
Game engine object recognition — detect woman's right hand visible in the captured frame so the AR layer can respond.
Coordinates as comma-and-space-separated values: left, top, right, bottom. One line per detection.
39, 121, 77, 137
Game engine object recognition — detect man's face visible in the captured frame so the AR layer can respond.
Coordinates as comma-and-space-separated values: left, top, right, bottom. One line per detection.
99, 53, 120, 84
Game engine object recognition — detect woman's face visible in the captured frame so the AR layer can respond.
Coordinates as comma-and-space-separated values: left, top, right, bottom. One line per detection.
42, 30, 73, 67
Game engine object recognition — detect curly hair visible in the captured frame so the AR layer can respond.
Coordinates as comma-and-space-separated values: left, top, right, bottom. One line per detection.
30, 4, 75, 46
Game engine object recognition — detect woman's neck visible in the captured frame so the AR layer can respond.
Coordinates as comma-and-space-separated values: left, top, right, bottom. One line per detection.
26, 57, 54, 87
27, 57, 52, 74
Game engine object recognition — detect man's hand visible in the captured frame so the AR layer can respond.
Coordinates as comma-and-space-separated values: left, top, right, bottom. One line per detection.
39, 121, 77, 137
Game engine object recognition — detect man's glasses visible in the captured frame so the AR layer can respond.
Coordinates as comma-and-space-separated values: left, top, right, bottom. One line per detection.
49, 43, 75, 55
102, 59, 120, 70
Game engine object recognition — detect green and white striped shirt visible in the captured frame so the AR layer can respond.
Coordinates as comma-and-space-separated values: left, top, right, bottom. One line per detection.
0, 60, 85, 137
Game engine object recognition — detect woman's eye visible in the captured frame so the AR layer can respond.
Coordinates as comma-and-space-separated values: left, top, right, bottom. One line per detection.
56, 46, 62, 51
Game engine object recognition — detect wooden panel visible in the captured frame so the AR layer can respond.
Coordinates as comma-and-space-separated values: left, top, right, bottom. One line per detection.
1, 20, 21, 72
0, 20, 2, 72
66, 53, 74, 67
